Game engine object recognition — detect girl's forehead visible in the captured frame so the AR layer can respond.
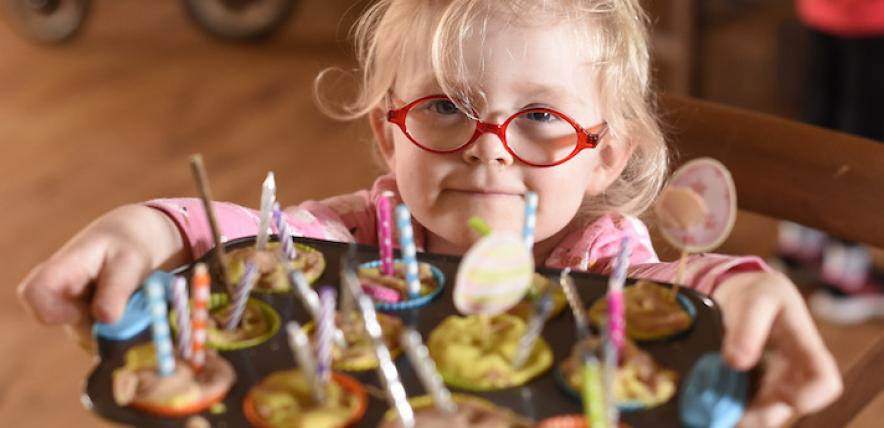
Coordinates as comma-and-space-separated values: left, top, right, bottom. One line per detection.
394, 20, 599, 108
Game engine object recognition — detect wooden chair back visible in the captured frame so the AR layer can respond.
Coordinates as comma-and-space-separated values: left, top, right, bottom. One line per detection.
657, 93, 884, 428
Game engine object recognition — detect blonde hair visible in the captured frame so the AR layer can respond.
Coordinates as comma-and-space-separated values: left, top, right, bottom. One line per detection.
315, 0, 668, 221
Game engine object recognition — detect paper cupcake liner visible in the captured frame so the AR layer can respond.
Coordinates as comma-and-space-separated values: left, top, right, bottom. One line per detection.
358, 260, 445, 311
536, 414, 632, 428
588, 286, 697, 342
242, 371, 367, 428
170, 294, 281, 351
227, 242, 326, 294
552, 365, 648, 412
431, 315, 553, 392
128, 387, 229, 418
380, 394, 531, 426
301, 314, 403, 372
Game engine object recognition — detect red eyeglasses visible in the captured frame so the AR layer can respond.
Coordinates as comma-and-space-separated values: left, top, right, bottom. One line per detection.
387, 95, 607, 167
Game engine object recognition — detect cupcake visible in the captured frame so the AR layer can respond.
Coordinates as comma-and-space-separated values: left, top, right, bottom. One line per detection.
305, 311, 403, 371
357, 260, 445, 310
588, 281, 695, 341
243, 369, 367, 428
171, 293, 281, 350
112, 343, 235, 417
535, 414, 632, 428
378, 394, 533, 428
557, 337, 677, 410
506, 273, 566, 321
427, 314, 552, 391
226, 242, 325, 293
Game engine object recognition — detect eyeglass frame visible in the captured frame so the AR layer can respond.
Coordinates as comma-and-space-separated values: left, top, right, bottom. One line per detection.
386, 94, 608, 167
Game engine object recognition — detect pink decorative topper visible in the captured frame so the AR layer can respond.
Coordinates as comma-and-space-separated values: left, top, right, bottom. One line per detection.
656, 158, 737, 253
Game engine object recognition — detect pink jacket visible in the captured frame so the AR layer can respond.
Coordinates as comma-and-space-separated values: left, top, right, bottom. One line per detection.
797, 0, 884, 36
147, 174, 767, 295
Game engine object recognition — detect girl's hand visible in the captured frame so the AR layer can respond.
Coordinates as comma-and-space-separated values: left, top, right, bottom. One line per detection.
714, 271, 843, 427
16, 204, 189, 349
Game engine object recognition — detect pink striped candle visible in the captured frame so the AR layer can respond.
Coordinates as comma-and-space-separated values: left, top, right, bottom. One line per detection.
376, 191, 395, 276
171, 275, 191, 360
607, 237, 632, 351
225, 260, 259, 331
190, 263, 210, 371
273, 202, 297, 261
316, 287, 336, 385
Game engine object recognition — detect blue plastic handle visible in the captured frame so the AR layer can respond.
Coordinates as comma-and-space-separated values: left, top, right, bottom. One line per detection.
93, 271, 173, 340
680, 352, 748, 428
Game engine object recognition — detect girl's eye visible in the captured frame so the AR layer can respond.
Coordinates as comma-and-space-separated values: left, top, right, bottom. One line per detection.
426, 99, 460, 115
523, 111, 559, 123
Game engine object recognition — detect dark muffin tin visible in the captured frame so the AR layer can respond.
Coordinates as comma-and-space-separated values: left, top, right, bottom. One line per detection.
84, 235, 725, 427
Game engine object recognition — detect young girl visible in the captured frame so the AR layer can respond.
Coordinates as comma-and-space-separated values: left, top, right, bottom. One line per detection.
18, 1, 840, 426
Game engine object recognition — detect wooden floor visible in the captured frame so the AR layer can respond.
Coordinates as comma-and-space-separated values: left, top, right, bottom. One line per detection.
0, 1, 879, 426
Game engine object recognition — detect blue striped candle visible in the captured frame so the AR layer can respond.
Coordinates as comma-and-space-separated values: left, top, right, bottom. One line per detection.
395, 204, 421, 299
273, 202, 297, 261
225, 260, 259, 331
523, 192, 538, 249
145, 275, 176, 377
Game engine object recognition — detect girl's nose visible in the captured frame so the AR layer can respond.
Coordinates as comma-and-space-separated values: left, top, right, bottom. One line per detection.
462, 125, 515, 166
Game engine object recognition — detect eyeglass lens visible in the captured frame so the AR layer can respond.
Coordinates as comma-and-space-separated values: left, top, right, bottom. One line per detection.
404, 98, 579, 165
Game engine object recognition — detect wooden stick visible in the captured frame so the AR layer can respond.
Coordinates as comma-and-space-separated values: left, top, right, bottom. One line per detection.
189, 154, 234, 298
670, 249, 688, 302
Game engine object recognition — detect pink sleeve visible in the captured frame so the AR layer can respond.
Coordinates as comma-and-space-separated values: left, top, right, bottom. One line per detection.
544, 213, 770, 295
144, 198, 354, 259
628, 254, 770, 295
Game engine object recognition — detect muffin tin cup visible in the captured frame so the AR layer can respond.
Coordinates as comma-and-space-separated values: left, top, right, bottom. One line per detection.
379, 394, 531, 426
588, 284, 699, 343
535, 414, 633, 428
357, 259, 446, 311
242, 371, 368, 428
302, 313, 404, 372
227, 241, 326, 294
552, 365, 656, 412
170, 293, 281, 351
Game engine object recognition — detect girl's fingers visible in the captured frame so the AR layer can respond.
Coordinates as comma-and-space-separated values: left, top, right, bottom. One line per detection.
91, 249, 152, 324
738, 399, 793, 428
17, 250, 100, 325
777, 303, 843, 413
717, 275, 781, 370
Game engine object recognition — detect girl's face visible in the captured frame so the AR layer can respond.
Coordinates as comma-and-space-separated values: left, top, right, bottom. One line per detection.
370, 18, 630, 257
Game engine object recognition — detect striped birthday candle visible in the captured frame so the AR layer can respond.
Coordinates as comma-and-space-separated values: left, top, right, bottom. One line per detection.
395, 204, 421, 299
171, 275, 191, 360
607, 237, 632, 351
316, 287, 337, 385
225, 260, 259, 331
522, 191, 538, 250
145, 275, 176, 377
377, 191, 395, 276
273, 202, 297, 261
190, 263, 210, 370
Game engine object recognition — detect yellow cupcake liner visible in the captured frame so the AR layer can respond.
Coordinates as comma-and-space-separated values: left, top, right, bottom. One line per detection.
428, 314, 554, 392
301, 314, 402, 372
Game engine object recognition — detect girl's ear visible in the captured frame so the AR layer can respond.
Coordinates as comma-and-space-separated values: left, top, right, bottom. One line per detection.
586, 136, 636, 196
369, 107, 396, 170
